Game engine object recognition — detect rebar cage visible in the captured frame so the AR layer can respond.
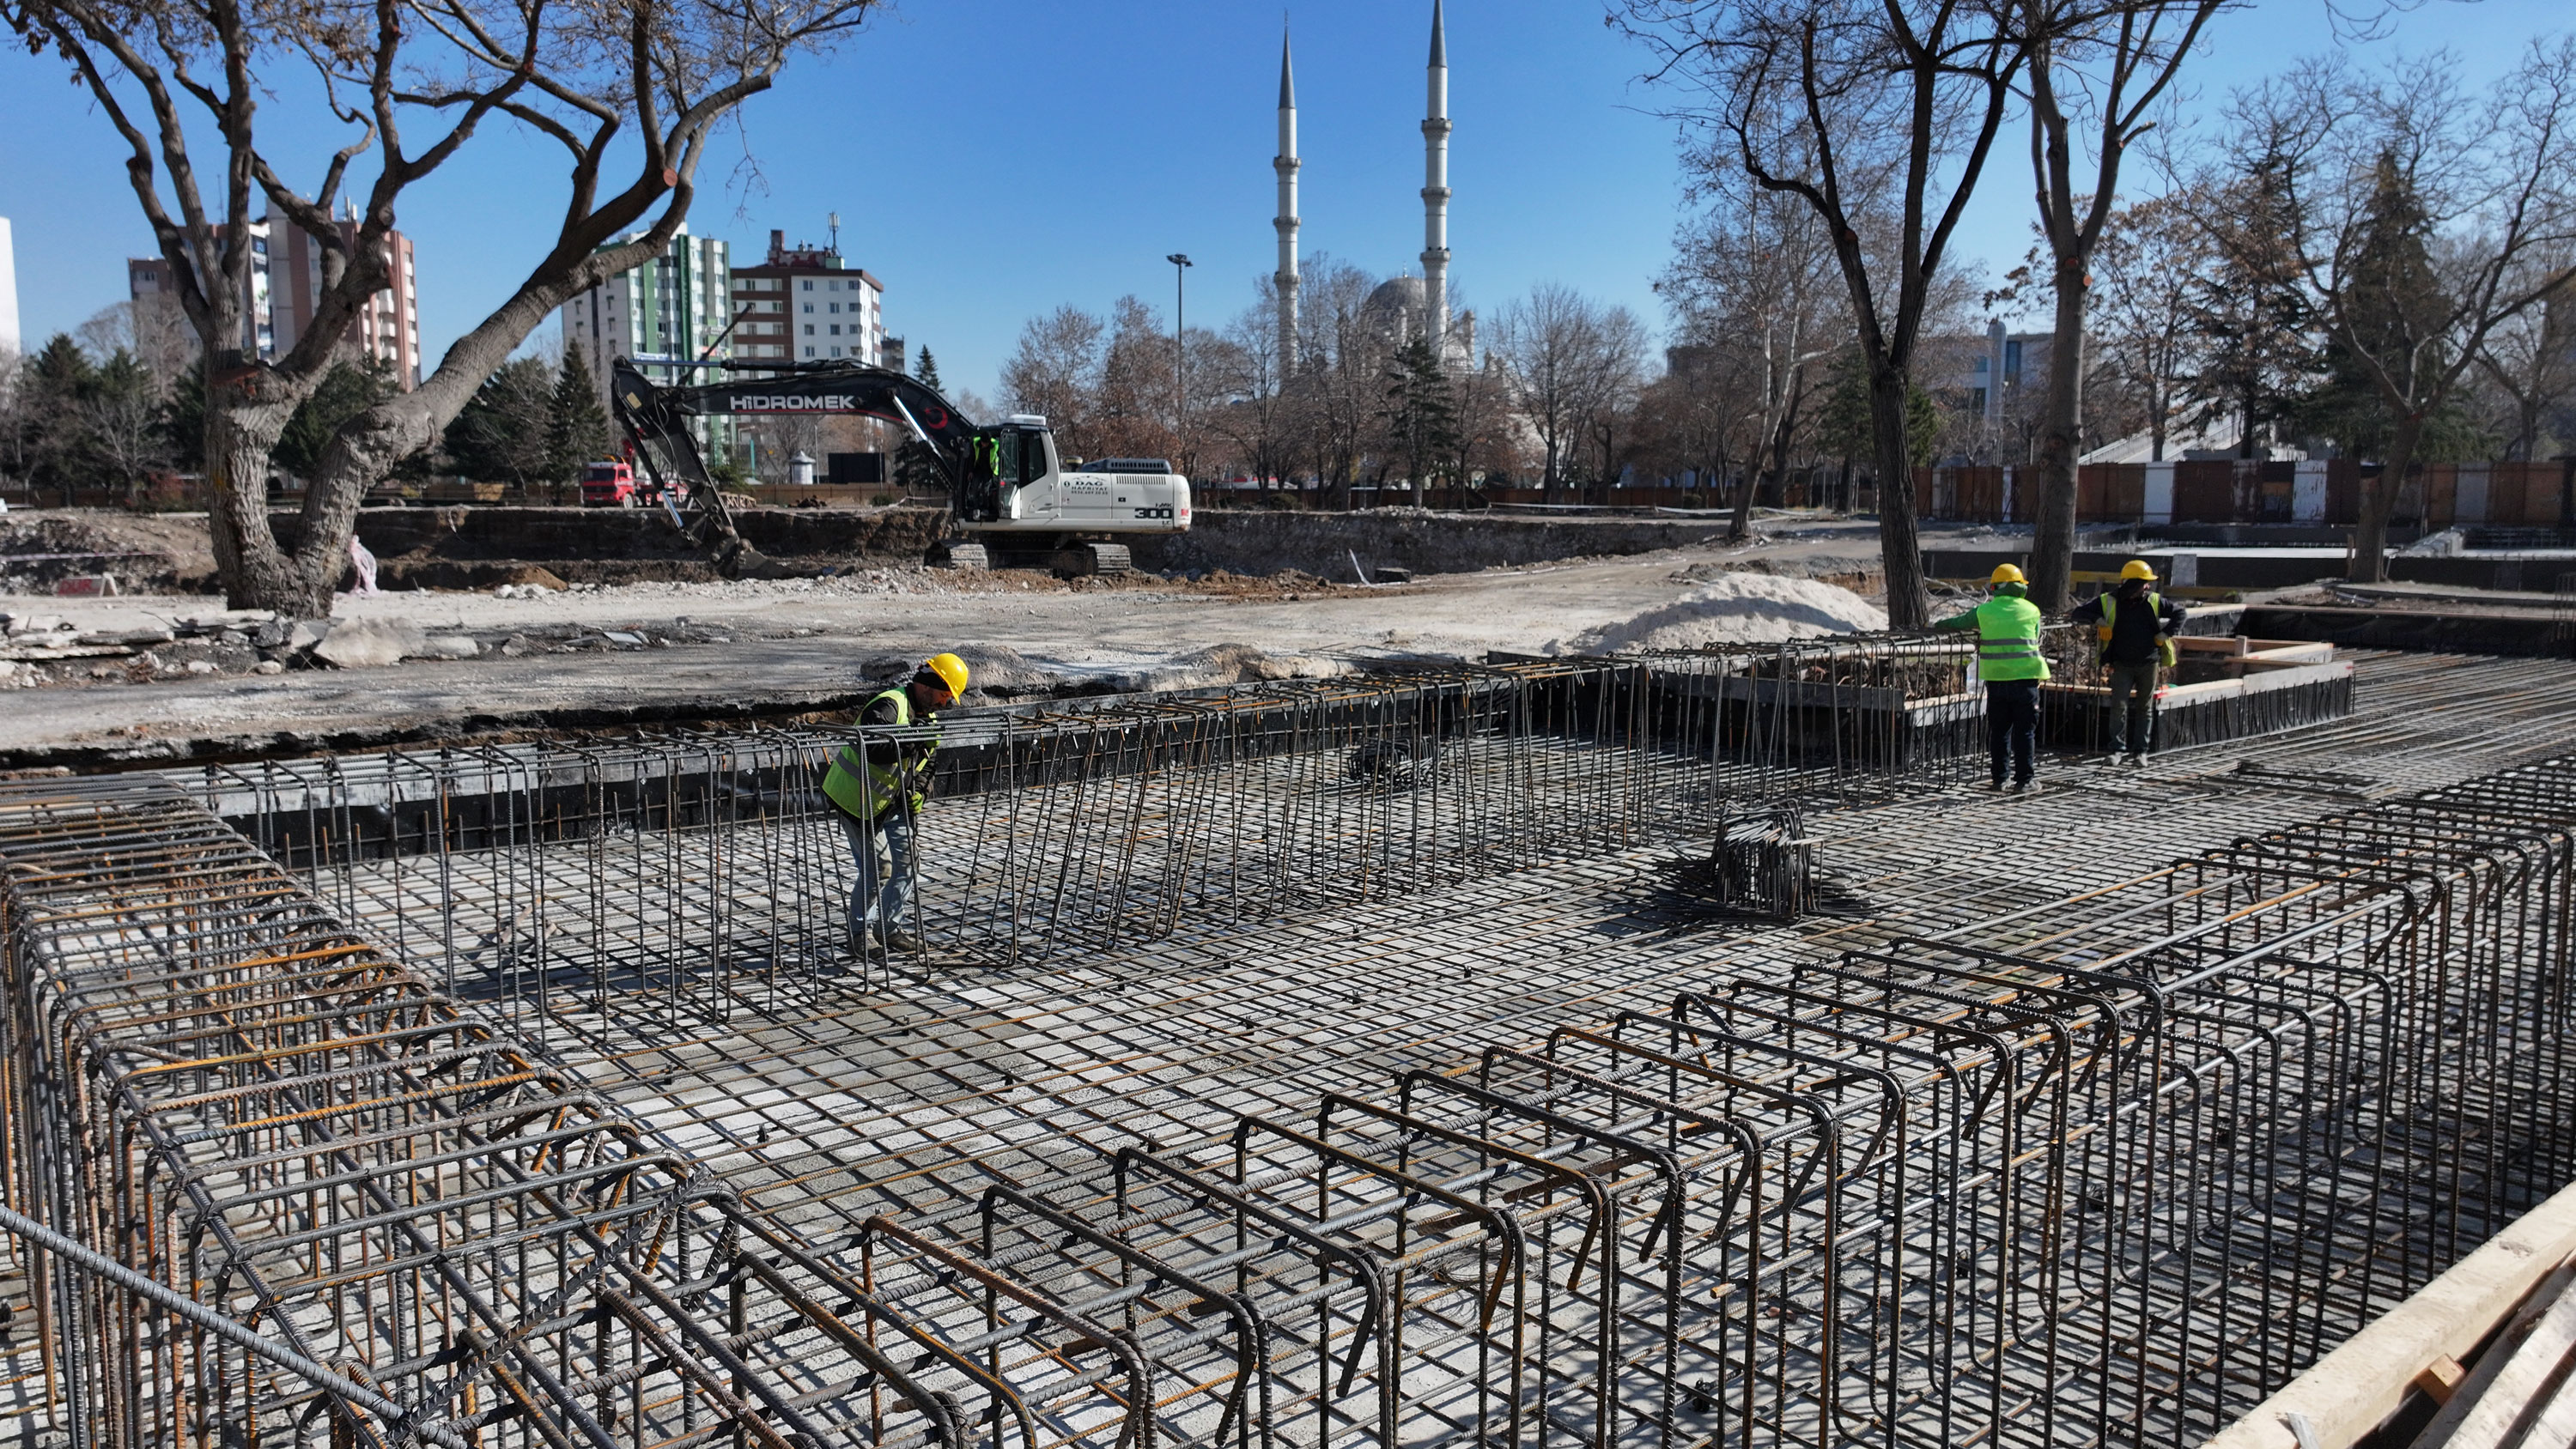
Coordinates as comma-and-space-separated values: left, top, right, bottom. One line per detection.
6, 651, 2558, 1449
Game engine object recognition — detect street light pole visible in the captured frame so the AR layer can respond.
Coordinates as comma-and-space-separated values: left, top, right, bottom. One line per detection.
1166, 252, 1193, 462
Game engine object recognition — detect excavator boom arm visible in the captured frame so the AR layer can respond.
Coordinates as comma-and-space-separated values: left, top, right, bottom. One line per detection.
609, 359, 983, 572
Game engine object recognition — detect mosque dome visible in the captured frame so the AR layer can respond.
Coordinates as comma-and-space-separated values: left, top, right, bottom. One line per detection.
1363, 276, 1431, 343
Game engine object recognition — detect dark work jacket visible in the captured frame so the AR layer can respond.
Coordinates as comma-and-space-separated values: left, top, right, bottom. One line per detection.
2069, 587, 2187, 665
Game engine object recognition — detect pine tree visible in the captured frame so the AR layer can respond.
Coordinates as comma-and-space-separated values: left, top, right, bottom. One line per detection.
914, 344, 942, 391
25, 335, 97, 493
2184, 150, 2318, 457
549, 349, 613, 482
441, 358, 555, 486
2287, 153, 2487, 461
1378, 338, 1461, 492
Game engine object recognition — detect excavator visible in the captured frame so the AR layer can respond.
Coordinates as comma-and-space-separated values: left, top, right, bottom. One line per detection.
609, 357, 1191, 578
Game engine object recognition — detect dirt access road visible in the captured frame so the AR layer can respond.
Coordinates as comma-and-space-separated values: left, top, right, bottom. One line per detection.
0, 518, 1917, 767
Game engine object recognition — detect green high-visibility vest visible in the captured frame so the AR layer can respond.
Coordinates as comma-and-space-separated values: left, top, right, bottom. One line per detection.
823, 687, 935, 822
1973, 595, 2050, 682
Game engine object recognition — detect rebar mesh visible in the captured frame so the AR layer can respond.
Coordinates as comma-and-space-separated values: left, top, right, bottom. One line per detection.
3, 652, 2572, 1449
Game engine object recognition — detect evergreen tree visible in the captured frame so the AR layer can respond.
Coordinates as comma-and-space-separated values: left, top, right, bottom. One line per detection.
278, 361, 404, 481
2185, 151, 2318, 457
2287, 153, 2488, 461
1378, 337, 1460, 491
24, 335, 97, 493
549, 349, 614, 482
441, 358, 556, 486
1815, 354, 1939, 470
914, 344, 942, 391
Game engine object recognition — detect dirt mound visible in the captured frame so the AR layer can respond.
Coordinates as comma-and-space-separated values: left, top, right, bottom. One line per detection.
2, 511, 213, 594
1557, 573, 1886, 653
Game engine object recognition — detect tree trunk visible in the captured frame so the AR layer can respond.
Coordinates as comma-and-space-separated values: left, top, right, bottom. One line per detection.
2348, 415, 2421, 584
204, 391, 331, 615
2026, 273, 2087, 612
1869, 367, 1929, 628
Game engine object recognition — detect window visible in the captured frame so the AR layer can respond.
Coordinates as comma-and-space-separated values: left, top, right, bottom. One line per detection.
1971, 355, 1989, 374
803, 302, 813, 313
829, 324, 841, 336
828, 302, 841, 314
826, 279, 839, 291
804, 345, 815, 357
803, 324, 814, 336
802, 280, 813, 291
830, 346, 843, 357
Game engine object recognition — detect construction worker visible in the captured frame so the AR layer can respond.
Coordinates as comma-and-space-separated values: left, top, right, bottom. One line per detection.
822, 652, 969, 954
1933, 563, 2051, 791
2069, 560, 2187, 767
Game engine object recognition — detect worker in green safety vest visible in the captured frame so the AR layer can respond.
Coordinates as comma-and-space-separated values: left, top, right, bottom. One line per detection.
1932, 563, 2052, 792
823, 652, 969, 954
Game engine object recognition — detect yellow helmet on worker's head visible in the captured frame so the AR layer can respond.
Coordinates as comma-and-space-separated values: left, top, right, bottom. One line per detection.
920, 652, 970, 699
1989, 563, 2027, 587
2120, 559, 2158, 582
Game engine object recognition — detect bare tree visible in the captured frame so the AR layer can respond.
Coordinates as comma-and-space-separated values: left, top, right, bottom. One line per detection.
1667, 174, 1849, 538
2230, 42, 2576, 579
2471, 269, 2576, 461
1634, 342, 1763, 504
1293, 257, 1387, 508
1001, 306, 1107, 458
1212, 280, 1298, 488
82, 355, 175, 500
2087, 192, 2212, 460
1096, 297, 1180, 461
2017, 0, 2228, 609
5, 0, 878, 615
1492, 282, 1637, 500
1619, 0, 2030, 627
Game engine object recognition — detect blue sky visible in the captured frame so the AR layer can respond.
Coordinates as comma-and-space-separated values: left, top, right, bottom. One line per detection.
1, 0, 2564, 403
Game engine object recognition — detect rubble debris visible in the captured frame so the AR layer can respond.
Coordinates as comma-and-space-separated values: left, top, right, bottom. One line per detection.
313, 618, 429, 669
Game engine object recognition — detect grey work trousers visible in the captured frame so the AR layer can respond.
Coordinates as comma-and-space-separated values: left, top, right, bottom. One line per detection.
840, 809, 918, 943
2106, 662, 2160, 757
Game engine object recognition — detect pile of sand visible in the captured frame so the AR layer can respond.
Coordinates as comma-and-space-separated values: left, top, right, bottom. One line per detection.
1555, 573, 1886, 654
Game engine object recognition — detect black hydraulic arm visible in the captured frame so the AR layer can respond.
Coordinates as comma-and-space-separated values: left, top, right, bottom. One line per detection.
609, 358, 987, 573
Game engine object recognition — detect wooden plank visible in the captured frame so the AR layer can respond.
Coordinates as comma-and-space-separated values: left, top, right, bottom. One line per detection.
2204, 1179, 2576, 1449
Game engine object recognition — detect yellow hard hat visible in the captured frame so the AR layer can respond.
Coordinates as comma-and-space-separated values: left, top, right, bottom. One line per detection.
2120, 560, 2157, 582
921, 652, 970, 697
1989, 563, 2027, 586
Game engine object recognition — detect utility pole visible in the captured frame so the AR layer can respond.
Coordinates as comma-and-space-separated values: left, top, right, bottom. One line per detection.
1167, 253, 1193, 461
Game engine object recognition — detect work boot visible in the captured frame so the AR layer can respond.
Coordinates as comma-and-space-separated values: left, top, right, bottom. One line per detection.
2010, 779, 2037, 794
1986, 777, 2004, 791
883, 929, 923, 953
2122, 753, 2144, 768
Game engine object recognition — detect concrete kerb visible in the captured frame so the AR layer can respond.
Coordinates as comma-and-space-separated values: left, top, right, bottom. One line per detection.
2202, 1176, 2576, 1449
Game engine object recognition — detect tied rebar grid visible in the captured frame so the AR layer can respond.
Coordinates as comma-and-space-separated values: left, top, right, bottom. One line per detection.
694, 752, 2576, 1449
172, 650, 1990, 1056
0, 773, 1045, 1449
3, 649, 2555, 1449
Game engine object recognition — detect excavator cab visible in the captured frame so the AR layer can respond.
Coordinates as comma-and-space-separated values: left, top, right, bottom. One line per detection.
957, 418, 1060, 523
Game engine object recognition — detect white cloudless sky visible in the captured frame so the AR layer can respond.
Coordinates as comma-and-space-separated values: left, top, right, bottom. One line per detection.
0, 0, 2563, 403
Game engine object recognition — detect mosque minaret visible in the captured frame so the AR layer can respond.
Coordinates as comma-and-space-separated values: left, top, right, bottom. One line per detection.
1273, 26, 1303, 376
1420, 0, 1451, 355
1273, 3, 1467, 374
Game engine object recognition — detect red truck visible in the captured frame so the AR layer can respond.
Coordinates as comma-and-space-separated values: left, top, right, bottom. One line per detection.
580, 459, 646, 507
